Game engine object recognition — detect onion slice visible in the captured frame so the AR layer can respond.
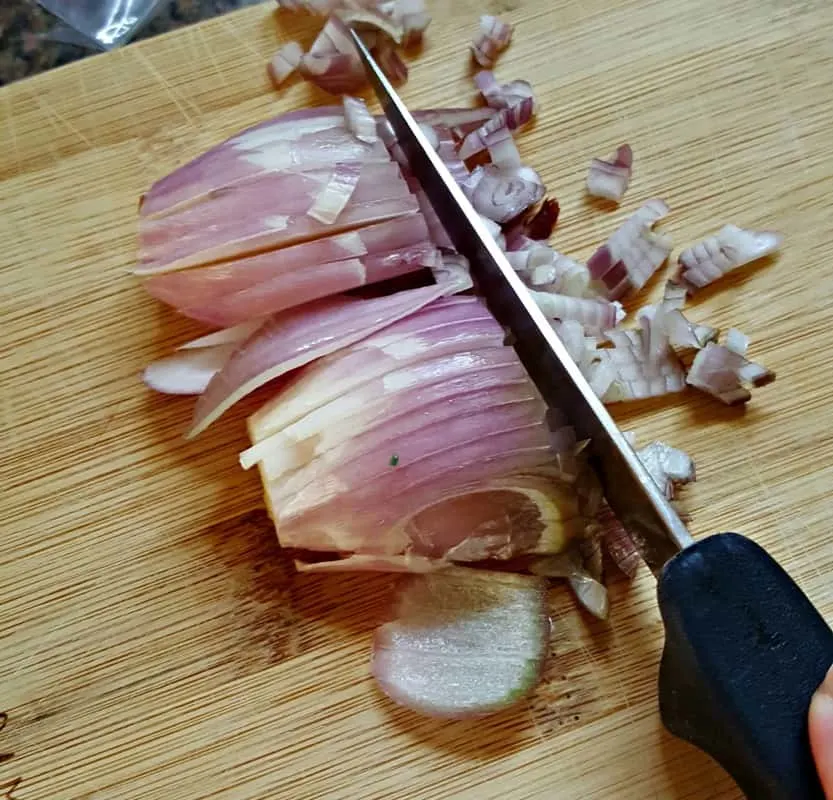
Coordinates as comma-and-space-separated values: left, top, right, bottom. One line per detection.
372, 569, 549, 718
475, 71, 535, 112
143, 345, 236, 396
343, 96, 379, 144
460, 164, 545, 223
585, 144, 633, 202
675, 224, 782, 293
458, 105, 535, 162
188, 283, 445, 437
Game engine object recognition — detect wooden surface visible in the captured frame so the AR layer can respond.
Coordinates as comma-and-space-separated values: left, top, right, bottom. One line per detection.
1, 0, 832, 796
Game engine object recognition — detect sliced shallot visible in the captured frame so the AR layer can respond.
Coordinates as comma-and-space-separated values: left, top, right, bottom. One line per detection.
676, 224, 782, 293
372, 569, 549, 718
585, 144, 633, 203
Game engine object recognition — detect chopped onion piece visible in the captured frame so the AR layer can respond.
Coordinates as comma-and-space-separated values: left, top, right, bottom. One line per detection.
432, 253, 473, 293
391, 0, 431, 45
343, 96, 379, 144
530, 549, 608, 619
458, 105, 534, 162
585, 144, 633, 202
339, 8, 404, 43
307, 162, 362, 224
471, 15, 514, 68
268, 41, 304, 87
143, 345, 236, 396
475, 71, 535, 112
298, 52, 366, 94
372, 569, 548, 718
596, 503, 640, 578
686, 337, 775, 405
676, 224, 782, 292
637, 441, 696, 500
460, 164, 545, 223
587, 199, 673, 300
529, 291, 624, 333
598, 327, 686, 403
376, 37, 409, 83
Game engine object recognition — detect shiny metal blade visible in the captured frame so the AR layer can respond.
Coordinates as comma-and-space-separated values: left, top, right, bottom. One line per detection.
350, 30, 694, 575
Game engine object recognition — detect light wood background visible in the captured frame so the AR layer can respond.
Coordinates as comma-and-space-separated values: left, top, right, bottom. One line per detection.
2, 0, 832, 796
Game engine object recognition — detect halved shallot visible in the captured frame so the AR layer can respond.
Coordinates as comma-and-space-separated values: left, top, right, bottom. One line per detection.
675, 224, 782, 292
585, 144, 633, 203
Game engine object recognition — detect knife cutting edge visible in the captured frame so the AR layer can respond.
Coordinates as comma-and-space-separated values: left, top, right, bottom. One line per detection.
350, 29, 833, 800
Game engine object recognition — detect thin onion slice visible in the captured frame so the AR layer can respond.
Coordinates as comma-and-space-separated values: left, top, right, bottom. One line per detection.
460, 164, 545, 223
675, 224, 782, 293
143, 345, 237, 396
586, 199, 673, 300
372, 569, 548, 718
307, 162, 362, 224
474, 71, 535, 112
188, 283, 445, 437
343, 96, 379, 144
586, 144, 633, 202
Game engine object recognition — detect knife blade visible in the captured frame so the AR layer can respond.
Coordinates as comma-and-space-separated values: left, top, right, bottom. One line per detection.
348, 28, 692, 576
352, 31, 833, 799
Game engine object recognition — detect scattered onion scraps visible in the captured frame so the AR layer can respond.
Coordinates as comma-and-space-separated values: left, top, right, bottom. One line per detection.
586, 144, 633, 203
137, 30, 783, 718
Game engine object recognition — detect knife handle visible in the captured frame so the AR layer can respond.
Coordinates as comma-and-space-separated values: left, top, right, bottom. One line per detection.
657, 532, 833, 799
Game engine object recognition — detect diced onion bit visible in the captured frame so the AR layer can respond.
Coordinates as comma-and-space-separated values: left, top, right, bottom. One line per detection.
675, 224, 783, 293
268, 41, 304, 87
586, 144, 633, 203
587, 199, 673, 300
471, 14, 514, 68
372, 569, 549, 717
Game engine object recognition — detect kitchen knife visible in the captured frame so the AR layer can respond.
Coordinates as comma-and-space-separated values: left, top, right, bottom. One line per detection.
351, 29, 833, 800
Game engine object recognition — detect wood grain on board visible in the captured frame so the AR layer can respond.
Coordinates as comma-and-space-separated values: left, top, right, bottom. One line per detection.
1, 0, 832, 797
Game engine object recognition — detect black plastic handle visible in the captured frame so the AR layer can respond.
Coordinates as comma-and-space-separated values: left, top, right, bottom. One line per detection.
658, 532, 833, 799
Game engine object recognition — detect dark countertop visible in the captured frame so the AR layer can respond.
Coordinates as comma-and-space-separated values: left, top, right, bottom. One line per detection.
0, 0, 263, 86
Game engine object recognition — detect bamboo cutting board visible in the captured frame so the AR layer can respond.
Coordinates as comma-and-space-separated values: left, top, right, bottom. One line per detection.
2, 0, 832, 796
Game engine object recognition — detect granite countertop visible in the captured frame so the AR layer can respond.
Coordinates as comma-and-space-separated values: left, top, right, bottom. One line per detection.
0, 0, 263, 86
